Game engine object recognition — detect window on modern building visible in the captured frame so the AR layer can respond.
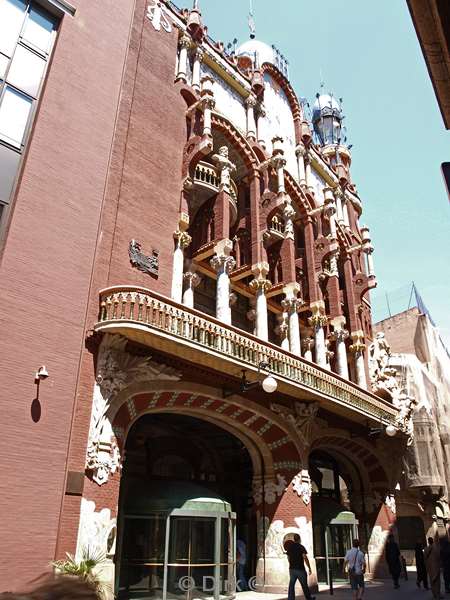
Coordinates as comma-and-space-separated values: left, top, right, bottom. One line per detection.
0, 0, 58, 234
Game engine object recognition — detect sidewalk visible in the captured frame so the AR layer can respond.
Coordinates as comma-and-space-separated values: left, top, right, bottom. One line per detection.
238, 573, 436, 600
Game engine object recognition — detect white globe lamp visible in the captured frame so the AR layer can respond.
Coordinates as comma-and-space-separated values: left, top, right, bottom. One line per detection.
262, 375, 277, 394
386, 424, 397, 437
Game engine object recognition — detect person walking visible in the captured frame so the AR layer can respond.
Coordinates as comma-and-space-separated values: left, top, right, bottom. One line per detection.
285, 534, 316, 600
344, 539, 366, 600
425, 537, 442, 600
236, 538, 248, 591
385, 534, 402, 589
440, 537, 450, 593
415, 541, 429, 589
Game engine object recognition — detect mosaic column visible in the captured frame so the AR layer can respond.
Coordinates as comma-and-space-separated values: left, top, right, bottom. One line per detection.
246, 93, 257, 141
200, 75, 215, 136
191, 46, 204, 92
250, 262, 271, 341
350, 331, 367, 388
331, 317, 349, 379
309, 301, 328, 368
210, 239, 235, 325
282, 282, 302, 356
182, 271, 200, 309
171, 214, 191, 304
302, 337, 314, 361
175, 33, 191, 83
296, 143, 307, 186
361, 225, 375, 277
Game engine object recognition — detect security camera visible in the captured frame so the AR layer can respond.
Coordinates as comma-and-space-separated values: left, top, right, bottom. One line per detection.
35, 366, 49, 381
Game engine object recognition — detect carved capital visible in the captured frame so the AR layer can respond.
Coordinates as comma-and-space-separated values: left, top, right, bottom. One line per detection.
245, 93, 257, 108
349, 330, 366, 353
308, 301, 327, 328
249, 277, 272, 293
179, 33, 192, 50
332, 328, 349, 343
210, 254, 236, 274
302, 337, 315, 352
174, 230, 192, 249
195, 46, 205, 62
281, 297, 302, 313
295, 143, 306, 158
183, 271, 201, 288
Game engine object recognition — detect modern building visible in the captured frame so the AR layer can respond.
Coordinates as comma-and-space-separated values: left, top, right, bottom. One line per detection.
374, 296, 450, 561
0, 0, 413, 596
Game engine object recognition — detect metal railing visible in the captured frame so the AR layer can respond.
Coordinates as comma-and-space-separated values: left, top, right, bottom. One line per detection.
96, 286, 399, 424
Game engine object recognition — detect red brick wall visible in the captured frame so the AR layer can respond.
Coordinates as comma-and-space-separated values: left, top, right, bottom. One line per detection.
0, 0, 136, 590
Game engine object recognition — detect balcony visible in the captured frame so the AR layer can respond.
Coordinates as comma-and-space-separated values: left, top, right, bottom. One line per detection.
95, 286, 399, 427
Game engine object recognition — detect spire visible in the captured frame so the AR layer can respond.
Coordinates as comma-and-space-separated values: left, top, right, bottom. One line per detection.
248, 0, 256, 39
193, 0, 199, 8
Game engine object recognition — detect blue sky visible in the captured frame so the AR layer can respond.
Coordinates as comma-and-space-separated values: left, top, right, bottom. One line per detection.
199, 0, 450, 347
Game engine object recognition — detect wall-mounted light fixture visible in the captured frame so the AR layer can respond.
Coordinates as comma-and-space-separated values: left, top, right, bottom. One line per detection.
223, 361, 277, 398
35, 365, 49, 383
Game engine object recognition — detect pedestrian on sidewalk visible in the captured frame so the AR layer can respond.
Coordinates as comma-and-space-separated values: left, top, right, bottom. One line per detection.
344, 539, 366, 600
284, 534, 316, 600
415, 541, 429, 589
440, 537, 450, 593
385, 533, 402, 589
424, 536, 441, 600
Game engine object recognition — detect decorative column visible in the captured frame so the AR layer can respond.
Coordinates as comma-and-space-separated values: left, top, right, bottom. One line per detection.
361, 225, 375, 277
250, 262, 271, 341
276, 311, 290, 351
271, 136, 286, 193
296, 143, 307, 186
308, 301, 328, 368
191, 46, 204, 92
210, 239, 236, 325
257, 104, 267, 148
171, 213, 191, 304
175, 34, 191, 83
334, 188, 345, 224
305, 155, 314, 194
282, 282, 302, 356
200, 75, 215, 136
182, 270, 200, 308
350, 331, 367, 388
246, 93, 257, 141
330, 316, 349, 379
325, 339, 334, 371
324, 188, 337, 238
342, 198, 350, 228
302, 337, 314, 361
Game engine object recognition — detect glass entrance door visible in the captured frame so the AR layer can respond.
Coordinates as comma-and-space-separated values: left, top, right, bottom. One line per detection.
325, 524, 354, 583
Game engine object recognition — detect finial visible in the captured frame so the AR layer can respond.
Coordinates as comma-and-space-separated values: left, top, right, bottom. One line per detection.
248, 0, 256, 39
193, 0, 199, 8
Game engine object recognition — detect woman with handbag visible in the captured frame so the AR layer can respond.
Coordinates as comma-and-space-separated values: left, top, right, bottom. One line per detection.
344, 539, 366, 600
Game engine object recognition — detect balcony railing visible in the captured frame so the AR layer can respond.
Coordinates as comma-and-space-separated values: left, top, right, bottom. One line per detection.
96, 286, 399, 426
194, 161, 238, 203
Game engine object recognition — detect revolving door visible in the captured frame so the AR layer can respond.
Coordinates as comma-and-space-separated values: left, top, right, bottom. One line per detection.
117, 484, 236, 600
314, 512, 359, 584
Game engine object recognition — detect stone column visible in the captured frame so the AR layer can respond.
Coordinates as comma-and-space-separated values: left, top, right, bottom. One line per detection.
175, 34, 191, 83
296, 143, 307, 186
271, 136, 286, 193
200, 75, 215, 136
342, 198, 350, 228
350, 331, 367, 388
309, 301, 328, 368
182, 271, 200, 308
246, 93, 257, 141
282, 282, 302, 356
171, 214, 191, 304
324, 188, 337, 238
360, 225, 375, 277
305, 156, 314, 194
257, 104, 267, 148
191, 46, 204, 92
302, 337, 314, 361
276, 311, 290, 351
331, 317, 349, 379
210, 239, 236, 325
250, 262, 271, 341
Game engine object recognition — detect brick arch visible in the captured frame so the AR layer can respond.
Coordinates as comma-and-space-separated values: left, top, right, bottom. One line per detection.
310, 434, 390, 496
211, 112, 259, 172
111, 390, 303, 481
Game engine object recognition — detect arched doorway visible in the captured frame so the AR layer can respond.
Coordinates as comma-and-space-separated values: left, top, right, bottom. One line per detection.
116, 413, 254, 600
309, 450, 359, 584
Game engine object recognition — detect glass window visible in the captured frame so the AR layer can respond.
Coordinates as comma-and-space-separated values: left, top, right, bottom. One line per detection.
0, 53, 9, 79
0, 144, 20, 202
7, 45, 46, 97
22, 4, 56, 53
0, 86, 33, 147
0, 0, 27, 57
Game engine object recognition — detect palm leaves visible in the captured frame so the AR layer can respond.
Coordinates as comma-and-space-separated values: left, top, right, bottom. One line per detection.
53, 546, 111, 599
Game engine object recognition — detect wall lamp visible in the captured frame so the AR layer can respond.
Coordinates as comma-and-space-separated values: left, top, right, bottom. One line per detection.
34, 365, 49, 383
351, 419, 397, 438
222, 361, 277, 398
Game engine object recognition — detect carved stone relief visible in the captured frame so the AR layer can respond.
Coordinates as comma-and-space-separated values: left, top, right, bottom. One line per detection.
85, 334, 181, 485
252, 473, 287, 506
292, 470, 312, 505
271, 401, 319, 446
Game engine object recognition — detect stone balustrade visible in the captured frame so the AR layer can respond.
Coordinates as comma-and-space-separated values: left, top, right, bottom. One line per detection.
194, 160, 238, 203
96, 286, 399, 426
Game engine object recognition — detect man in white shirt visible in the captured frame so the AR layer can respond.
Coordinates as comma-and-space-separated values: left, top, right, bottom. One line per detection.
344, 539, 366, 600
